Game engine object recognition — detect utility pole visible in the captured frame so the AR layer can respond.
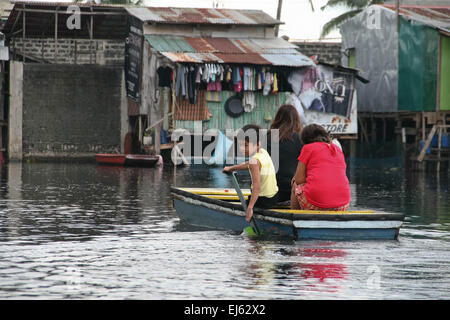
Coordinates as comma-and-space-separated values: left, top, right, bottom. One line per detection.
396, 0, 400, 32
275, 0, 283, 37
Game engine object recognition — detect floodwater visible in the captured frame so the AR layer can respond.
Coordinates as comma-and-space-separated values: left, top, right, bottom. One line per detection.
0, 161, 449, 300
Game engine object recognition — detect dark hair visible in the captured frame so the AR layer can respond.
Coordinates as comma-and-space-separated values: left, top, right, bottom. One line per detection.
239, 124, 262, 145
269, 104, 303, 141
300, 124, 331, 145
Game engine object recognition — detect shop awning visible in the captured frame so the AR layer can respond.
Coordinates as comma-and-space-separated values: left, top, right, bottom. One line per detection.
144, 35, 315, 67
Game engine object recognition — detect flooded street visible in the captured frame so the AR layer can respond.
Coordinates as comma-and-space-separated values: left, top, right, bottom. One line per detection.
0, 161, 449, 299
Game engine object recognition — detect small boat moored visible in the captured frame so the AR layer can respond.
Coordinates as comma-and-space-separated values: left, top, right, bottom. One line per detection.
124, 154, 160, 167
95, 153, 161, 167
171, 187, 405, 241
95, 153, 126, 166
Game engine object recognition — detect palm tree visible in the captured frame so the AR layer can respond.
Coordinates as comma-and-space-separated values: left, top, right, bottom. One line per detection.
319, 0, 386, 38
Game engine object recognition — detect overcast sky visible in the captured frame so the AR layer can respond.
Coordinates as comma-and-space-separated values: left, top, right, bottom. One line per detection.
143, 0, 348, 41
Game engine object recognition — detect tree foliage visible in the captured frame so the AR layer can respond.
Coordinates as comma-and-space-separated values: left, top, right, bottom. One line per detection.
319, 0, 385, 38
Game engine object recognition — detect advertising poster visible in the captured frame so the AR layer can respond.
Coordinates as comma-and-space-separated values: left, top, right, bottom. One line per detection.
287, 64, 358, 134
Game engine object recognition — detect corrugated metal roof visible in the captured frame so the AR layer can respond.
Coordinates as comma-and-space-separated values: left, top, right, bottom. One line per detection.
381, 4, 450, 32
145, 35, 314, 67
261, 53, 315, 67
126, 7, 282, 25
144, 35, 195, 52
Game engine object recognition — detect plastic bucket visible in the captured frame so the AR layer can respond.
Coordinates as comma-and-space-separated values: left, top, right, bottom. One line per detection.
419, 140, 431, 155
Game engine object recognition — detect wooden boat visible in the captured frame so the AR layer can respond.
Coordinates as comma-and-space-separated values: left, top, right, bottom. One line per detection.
124, 154, 160, 167
95, 154, 160, 167
171, 187, 405, 240
95, 153, 126, 166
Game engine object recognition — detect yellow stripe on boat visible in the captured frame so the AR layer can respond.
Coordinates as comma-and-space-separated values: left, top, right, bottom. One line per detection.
272, 209, 375, 215
179, 187, 251, 196
227, 202, 374, 214
204, 195, 248, 200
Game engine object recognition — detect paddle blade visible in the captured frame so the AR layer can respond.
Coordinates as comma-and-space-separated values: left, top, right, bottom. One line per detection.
244, 226, 257, 236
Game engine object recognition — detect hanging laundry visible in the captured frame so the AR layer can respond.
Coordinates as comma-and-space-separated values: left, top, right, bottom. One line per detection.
176, 65, 186, 98
207, 79, 222, 92
257, 67, 262, 90
233, 67, 243, 93
272, 73, 278, 94
263, 72, 272, 96
243, 92, 256, 112
157, 65, 172, 87
226, 67, 232, 82
232, 66, 241, 85
195, 66, 202, 84
187, 66, 197, 104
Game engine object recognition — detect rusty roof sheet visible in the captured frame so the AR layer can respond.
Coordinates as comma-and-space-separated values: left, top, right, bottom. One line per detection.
146, 35, 314, 66
126, 7, 282, 25
381, 4, 450, 32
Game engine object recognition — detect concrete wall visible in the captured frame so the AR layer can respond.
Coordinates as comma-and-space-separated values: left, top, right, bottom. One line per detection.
8, 61, 23, 160
293, 42, 342, 65
9, 62, 128, 161
11, 38, 125, 65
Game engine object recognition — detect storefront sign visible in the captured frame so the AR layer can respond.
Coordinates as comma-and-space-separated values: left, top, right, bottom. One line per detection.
124, 16, 143, 101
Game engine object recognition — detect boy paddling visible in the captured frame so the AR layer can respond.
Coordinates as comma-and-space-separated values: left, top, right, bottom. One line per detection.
223, 124, 279, 222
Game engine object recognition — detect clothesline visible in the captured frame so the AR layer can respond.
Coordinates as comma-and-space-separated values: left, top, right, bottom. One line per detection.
156, 63, 290, 105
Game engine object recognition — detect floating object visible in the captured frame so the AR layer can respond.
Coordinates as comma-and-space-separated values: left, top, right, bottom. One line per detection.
171, 187, 405, 240
206, 131, 233, 166
95, 154, 160, 167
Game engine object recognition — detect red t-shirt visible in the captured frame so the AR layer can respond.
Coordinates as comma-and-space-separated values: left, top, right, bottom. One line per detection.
298, 142, 350, 208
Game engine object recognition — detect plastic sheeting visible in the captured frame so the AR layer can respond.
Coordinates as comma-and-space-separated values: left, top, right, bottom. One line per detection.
398, 18, 438, 111
340, 5, 399, 113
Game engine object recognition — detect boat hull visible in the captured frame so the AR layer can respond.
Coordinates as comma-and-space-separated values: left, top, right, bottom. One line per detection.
171, 187, 405, 241
125, 155, 159, 167
173, 197, 295, 237
95, 153, 126, 165
95, 154, 159, 167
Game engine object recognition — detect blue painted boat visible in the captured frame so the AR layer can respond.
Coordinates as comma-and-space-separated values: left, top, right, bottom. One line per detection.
171, 187, 405, 240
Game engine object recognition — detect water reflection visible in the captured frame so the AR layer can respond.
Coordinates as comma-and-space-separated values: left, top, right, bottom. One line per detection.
241, 239, 349, 295
0, 163, 177, 242
352, 168, 450, 229
0, 161, 449, 299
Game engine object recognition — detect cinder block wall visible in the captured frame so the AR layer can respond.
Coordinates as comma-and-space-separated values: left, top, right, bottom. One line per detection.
22, 64, 123, 160
11, 38, 125, 65
293, 42, 342, 65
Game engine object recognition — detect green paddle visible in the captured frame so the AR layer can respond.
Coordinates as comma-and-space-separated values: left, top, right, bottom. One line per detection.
225, 171, 261, 236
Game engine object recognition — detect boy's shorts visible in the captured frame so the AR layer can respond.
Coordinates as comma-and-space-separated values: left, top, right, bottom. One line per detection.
246, 192, 278, 209
294, 183, 349, 211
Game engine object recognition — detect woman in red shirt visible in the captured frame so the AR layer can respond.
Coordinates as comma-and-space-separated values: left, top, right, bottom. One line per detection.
290, 124, 350, 210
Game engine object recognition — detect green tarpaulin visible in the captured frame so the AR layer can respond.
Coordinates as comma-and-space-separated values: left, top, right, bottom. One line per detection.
398, 18, 438, 111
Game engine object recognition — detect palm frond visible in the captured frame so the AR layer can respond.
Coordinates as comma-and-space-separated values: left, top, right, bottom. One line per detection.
321, 0, 371, 11
319, 9, 362, 39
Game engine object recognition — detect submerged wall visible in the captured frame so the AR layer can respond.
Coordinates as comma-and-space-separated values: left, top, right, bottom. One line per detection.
9, 63, 128, 161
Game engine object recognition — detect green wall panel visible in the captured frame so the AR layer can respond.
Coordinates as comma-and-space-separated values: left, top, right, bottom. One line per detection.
398, 18, 438, 111
440, 35, 450, 111
176, 91, 287, 132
